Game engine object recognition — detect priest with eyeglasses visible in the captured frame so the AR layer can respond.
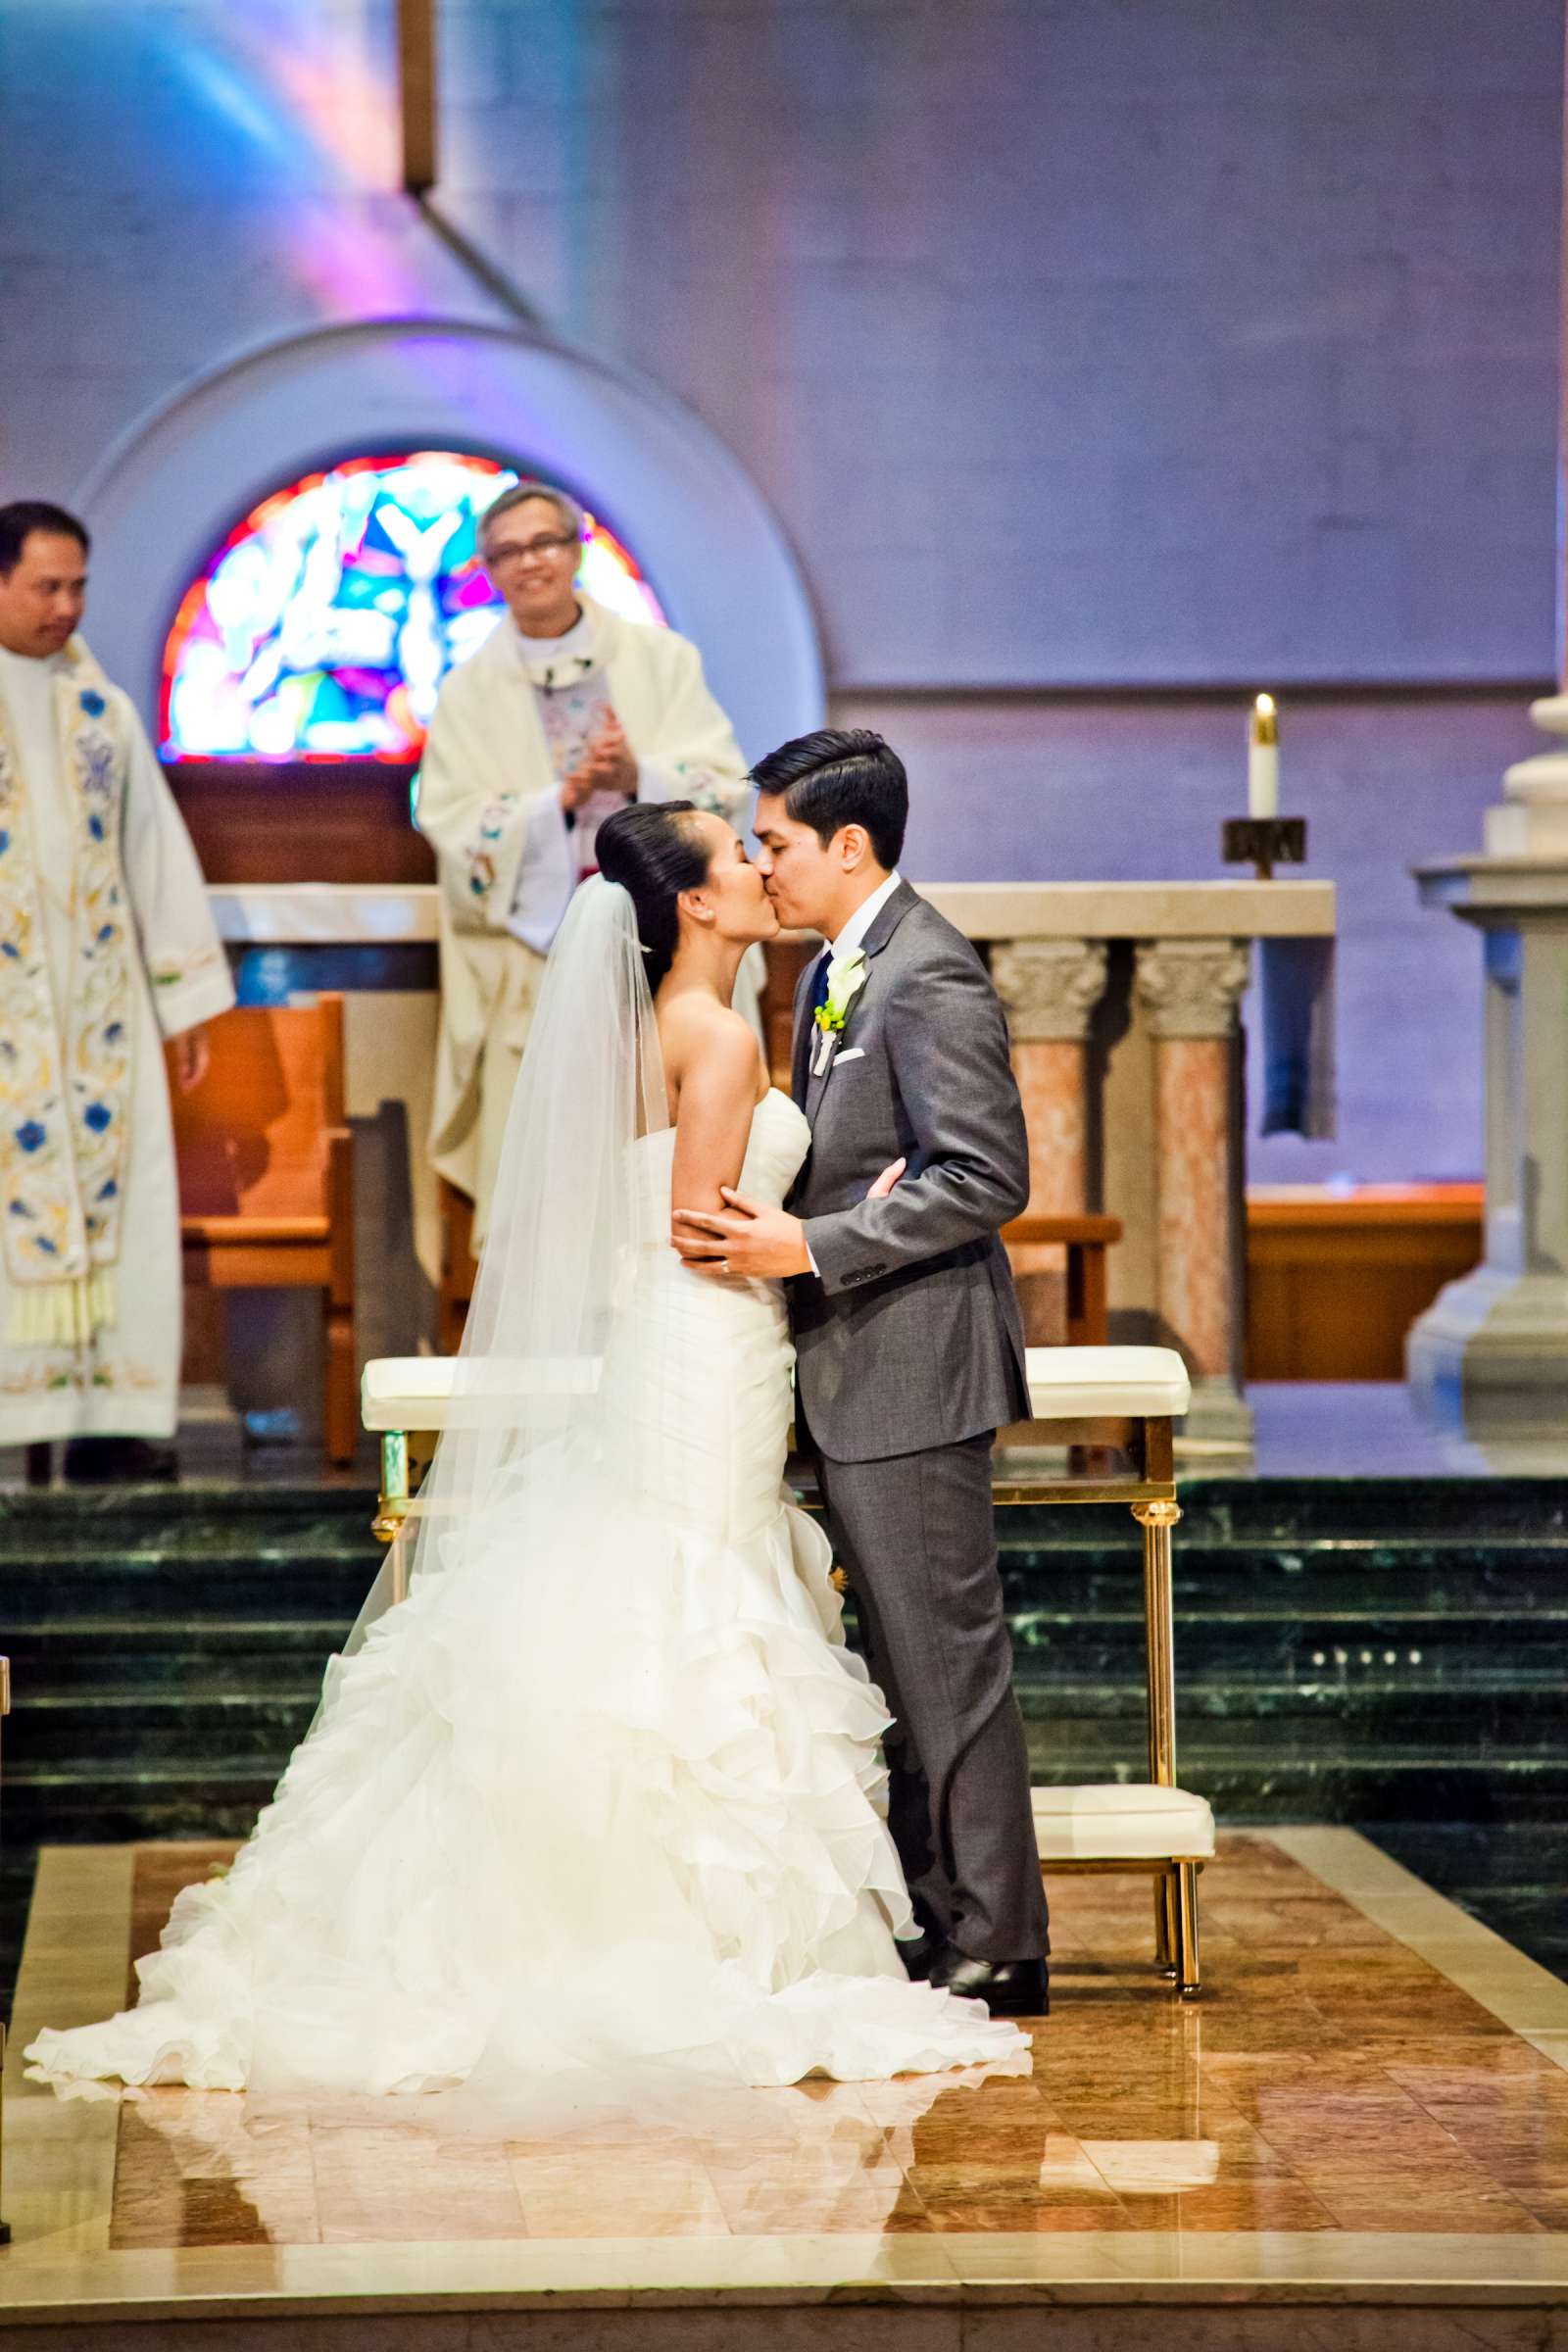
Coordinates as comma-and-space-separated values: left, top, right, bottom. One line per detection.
416, 481, 754, 1247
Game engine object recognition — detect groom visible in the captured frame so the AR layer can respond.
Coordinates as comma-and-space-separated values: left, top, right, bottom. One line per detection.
672, 729, 1049, 2017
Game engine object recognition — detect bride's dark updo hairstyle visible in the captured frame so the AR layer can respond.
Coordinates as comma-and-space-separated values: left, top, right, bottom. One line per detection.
596, 801, 710, 991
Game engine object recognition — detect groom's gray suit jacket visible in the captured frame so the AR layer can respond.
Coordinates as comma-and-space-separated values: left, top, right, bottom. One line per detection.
788, 881, 1032, 1463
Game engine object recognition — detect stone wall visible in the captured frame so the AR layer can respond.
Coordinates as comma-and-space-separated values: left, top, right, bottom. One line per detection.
0, 0, 1560, 1181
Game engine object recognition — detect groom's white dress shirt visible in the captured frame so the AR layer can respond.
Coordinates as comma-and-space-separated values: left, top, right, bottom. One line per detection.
811, 870, 904, 987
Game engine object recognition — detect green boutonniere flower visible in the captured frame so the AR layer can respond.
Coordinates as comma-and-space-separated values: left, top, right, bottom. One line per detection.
814, 948, 868, 1036
811, 949, 867, 1075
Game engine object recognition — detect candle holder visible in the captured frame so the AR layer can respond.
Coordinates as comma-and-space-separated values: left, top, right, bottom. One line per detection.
1222, 816, 1306, 881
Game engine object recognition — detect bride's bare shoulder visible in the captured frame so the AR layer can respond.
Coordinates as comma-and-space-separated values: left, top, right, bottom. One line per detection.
660, 998, 765, 1104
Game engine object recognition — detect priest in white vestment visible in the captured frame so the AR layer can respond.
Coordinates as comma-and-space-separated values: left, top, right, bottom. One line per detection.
0, 503, 234, 1477
416, 482, 754, 1245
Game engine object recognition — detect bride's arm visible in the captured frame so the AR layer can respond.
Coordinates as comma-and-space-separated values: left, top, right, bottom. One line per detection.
669, 1011, 767, 1220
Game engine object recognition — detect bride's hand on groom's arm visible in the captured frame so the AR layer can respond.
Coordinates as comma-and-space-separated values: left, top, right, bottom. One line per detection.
671, 1194, 813, 1280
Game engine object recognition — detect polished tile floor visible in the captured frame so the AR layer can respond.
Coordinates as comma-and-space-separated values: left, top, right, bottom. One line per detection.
6, 1826, 1568, 2329
93, 1834, 1568, 2248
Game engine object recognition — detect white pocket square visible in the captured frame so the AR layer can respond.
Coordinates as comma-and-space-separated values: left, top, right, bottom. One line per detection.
833, 1048, 866, 1064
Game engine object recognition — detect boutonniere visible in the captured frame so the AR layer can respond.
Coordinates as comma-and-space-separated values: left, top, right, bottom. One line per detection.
812, 949, 867, 1075
79, 689, 106, 718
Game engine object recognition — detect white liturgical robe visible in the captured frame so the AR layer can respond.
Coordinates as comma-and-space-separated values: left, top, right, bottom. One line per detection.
0, 635, 234, 1444
415, 597, 753, 1243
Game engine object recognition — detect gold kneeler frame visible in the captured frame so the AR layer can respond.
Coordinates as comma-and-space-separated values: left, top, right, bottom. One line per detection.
991, 1410, 1200, 1996
372, 1404, 1200, 1997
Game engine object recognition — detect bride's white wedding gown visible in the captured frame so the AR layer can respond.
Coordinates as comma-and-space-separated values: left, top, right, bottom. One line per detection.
26, 1091, 1026, 2103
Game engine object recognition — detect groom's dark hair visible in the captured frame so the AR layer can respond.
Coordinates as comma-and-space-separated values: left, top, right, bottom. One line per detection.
750, 729, 907, 870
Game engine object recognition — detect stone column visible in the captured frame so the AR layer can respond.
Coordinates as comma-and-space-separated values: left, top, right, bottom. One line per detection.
993, 939, 1108, 1343
1134, 938, 1252, 1445
1409, 697, 1568, 1433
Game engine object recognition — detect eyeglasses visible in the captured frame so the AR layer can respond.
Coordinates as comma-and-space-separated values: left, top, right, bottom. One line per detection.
484, 533, 581, 568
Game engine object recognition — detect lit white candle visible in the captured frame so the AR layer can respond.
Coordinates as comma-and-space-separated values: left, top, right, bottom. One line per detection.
1249, 693, 1279, 819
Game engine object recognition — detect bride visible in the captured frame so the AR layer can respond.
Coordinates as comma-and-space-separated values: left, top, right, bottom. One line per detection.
25, 802, 1028, 2109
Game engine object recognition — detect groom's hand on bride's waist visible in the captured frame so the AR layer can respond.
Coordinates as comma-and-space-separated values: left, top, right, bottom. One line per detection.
671, 1192, 814, 1280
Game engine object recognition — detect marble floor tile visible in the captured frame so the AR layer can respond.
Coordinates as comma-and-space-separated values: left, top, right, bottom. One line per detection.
110, 2099, 319, 2248
509, 2149, 730, 2238
308, 2125, 526, 2243
1092, 2180, 1342, 2230
7, 1825, 1559, 2300
921, 2199, 1136, 2232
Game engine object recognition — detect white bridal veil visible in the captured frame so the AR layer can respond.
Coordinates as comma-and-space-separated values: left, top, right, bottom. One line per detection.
360, 875, 668, 1635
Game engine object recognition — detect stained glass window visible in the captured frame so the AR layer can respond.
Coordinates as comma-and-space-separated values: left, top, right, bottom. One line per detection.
161, 452, 665, 760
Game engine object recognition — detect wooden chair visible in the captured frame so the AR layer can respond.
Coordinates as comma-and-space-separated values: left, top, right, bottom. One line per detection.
1002, 1211, 1121, 1346
172, 995, 357, 1467
437, 1178, 478, 1356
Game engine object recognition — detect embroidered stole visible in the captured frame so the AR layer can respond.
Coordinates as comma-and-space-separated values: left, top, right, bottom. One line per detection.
0, 657, 132, 1346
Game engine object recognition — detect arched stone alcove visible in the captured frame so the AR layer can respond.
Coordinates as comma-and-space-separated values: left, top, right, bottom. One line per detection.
74, 314, 824, 759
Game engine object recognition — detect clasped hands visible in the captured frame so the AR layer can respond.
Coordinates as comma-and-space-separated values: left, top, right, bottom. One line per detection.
561, 716, 637, 812
672, 1158, 906, 1282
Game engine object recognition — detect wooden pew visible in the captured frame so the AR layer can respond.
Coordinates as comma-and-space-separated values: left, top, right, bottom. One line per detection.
1003, 1212, 1121, 1348
172, 996, 357, 1466
1246, 1182, 1484, 1380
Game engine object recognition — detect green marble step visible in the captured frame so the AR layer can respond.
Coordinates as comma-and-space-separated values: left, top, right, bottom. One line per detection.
1146, 1480, 1568, 1541
1, 1475, 1563, 1542
1363, 1822, 1568, 1978
0, 1496, 373, 1543
1005, 1608, 1568, 1665
2, 1619, 358, 1681
1013, 1669, 1568, 1741
1024, 1748, 1568, 1819
11, 1560, 1564, 1617
0, 1539, 374, 1572
1361, 1819, 1568, 1879
1001, 1541, 1568, 1584
0, 1564, 379, 1623
8, 1749, 1565, 1847
8, 1687, 1562, 1771
6, 1687, 323, 1760
7, 1607, 1557, 1666
2, 1759, 290, 1842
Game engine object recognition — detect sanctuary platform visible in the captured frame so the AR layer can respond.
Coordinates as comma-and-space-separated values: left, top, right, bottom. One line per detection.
3, 1829, 1567, 2347
1, 1380, 1565, 2015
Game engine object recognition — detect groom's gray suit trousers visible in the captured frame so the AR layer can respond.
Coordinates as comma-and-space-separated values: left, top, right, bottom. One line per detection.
788, 878, 1050, 1967
805, 1417, 1050, 1965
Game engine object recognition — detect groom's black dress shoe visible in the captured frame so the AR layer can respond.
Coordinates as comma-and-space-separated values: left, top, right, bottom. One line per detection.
928, 1946, 1050, 2018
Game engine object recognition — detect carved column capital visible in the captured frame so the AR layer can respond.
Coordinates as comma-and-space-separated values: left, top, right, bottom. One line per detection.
1134, 939, 1250, 1040
992, 938, 1109, 1043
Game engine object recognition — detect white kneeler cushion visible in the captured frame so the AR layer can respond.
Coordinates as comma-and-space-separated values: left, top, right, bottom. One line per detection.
1032, 1783, 1215, 1864
1023, 1346, 1191, 1422
366, 1344, 1194, 1436
362, 1355, 601, 1432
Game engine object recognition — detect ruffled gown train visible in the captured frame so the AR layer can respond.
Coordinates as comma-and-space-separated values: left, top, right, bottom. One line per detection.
25, 1092, 1027, 2105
